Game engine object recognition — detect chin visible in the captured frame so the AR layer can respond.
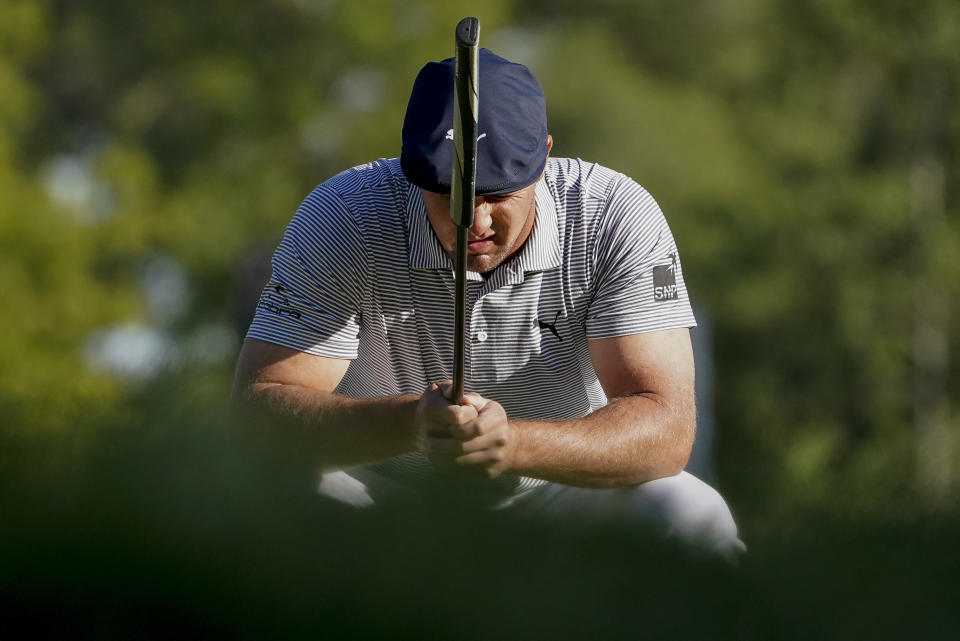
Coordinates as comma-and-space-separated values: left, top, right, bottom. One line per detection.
468, 256, 501, 273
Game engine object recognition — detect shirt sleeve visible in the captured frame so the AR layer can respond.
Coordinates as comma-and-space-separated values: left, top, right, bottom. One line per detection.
585, 174, 697, 338
245, 183, 367, 359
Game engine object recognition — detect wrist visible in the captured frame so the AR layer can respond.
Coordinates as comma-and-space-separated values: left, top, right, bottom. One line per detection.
397, 394, 423, 450
506, 419, 533, 474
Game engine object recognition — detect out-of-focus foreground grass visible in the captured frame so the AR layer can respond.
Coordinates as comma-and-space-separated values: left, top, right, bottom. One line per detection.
2, 376, 957, 640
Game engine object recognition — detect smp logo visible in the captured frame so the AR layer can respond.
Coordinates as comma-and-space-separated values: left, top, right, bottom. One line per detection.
652, 253, 679, 302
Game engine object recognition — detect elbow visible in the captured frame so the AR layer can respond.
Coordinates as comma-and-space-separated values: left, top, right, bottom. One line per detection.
661, 448, 690, 480
231, 369, 283, 404
661, 393, 696, 477
228, 382, 260, 417
228, 379, 288, 426
629, 414, 695, 484
639, 444, 689, 484
669, 416, 695, 475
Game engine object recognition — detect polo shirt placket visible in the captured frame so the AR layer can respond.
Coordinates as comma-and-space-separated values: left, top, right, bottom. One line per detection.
407, 179, 566, 401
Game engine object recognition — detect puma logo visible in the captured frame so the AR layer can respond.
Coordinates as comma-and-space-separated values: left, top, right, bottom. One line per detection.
445, 129, 488, 142
537, 311, 563, 341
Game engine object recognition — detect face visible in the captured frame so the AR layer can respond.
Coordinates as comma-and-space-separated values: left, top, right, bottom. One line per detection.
422, 182, 539, 274
422, 136, 552, 274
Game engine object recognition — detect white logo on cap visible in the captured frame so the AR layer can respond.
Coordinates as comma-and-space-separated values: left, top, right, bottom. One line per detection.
445, 129, 487, 142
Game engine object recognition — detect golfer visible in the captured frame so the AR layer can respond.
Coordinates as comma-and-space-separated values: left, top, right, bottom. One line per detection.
233, 49, 745, 560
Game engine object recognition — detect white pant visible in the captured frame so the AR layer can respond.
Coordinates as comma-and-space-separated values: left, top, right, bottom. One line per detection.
318, 469, 746, 562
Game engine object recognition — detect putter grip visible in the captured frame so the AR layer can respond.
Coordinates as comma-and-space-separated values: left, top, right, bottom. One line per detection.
450, 17, 479, 228
455, 17, 479, 47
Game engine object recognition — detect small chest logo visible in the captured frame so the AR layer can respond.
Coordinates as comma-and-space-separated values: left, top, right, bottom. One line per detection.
652, 253, 679, 302
537, 310, 563, 341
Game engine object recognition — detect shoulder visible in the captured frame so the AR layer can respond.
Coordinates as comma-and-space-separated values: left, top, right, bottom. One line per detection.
300, 158, 409, 221
543, 157, 645, 208
288, 158, 411, 247
545, 157, 662, 231
326, 158, 407, 195
543, 156, 619, 190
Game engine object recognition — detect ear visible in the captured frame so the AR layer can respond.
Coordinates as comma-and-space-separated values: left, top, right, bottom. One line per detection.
546, 134, 554, 154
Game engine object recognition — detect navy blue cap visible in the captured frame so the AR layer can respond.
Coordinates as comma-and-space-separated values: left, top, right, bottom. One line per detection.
401, 49, 549, 196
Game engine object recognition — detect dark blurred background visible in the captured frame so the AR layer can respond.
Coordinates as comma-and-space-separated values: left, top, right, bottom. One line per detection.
1, 0, 957, 637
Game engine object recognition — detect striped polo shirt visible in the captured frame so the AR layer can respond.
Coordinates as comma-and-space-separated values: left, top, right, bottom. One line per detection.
247, 156, 696, 500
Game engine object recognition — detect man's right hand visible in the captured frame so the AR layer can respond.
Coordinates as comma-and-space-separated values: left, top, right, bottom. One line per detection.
416, 381, 478, 468
417, 382, 522, 480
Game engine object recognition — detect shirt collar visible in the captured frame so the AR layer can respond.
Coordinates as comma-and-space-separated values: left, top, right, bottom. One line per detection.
406, 178, 561, 281
407, 186, 471, 275
514, 178, 562, 273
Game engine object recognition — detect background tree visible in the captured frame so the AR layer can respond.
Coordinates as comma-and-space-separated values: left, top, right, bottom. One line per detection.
1, 0, 958, 635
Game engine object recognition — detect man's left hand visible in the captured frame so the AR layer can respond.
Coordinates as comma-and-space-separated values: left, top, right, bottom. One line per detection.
422, 391, 519, 479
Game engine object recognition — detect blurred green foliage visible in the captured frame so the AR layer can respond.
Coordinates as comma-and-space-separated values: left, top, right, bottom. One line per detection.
1, 0, 958, 635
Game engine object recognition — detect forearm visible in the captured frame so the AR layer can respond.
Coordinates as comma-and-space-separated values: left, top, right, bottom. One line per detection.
235, 382, 421, 472
508, 394, 694, 488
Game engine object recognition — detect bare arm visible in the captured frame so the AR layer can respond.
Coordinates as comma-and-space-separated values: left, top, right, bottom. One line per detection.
232, 339, 424, 471
426, 327, 695, 487
512, 327, 695, 486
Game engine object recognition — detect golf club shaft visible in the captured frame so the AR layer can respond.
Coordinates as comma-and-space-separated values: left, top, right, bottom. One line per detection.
453, 227, 468, 403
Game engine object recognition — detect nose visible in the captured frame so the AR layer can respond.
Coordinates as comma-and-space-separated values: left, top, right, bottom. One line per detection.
469, 197, 493, 236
